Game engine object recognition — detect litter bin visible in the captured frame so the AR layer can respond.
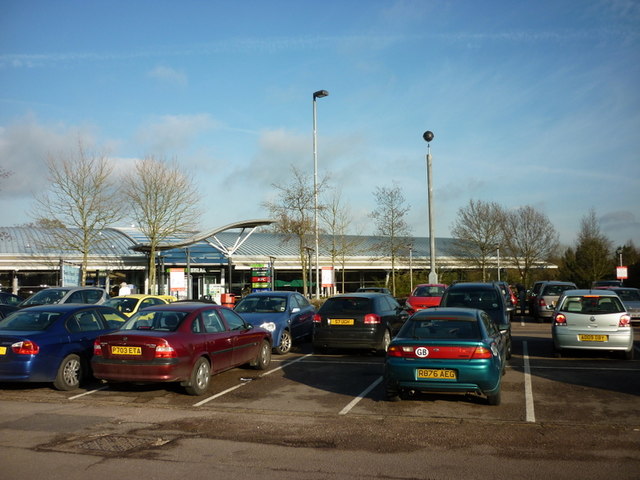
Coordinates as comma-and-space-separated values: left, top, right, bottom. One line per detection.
221, 293, 236, 308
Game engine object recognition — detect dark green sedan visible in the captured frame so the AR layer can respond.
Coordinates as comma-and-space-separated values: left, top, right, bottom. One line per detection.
384, 307, 506, 405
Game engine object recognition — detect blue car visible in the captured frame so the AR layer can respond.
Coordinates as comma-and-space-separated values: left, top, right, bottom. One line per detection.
0, 304, 127, 390
235, 291, 315, 354
384, 307, 506, 405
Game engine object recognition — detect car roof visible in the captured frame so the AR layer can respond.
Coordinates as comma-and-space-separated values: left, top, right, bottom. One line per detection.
328, 293, 386, 299
136, 302, 222, 312
243, 291, 296, 297
17, 304, 115, 312
446, 282, 498, 290
410, 306, 482, 319
413, 283, 447, 288
561, 289, 619, 297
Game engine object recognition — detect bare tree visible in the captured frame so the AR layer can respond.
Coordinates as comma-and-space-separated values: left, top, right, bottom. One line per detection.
123, 156, 201, 294
262, 166, 328, 297
320, 188, 363, 293
369, 185, 412, 296
450, 199, 504, 282
31, 140, 123, 285
501, 205, 559, 287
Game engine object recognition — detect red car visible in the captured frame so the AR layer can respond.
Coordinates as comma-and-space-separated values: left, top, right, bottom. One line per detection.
405, 284, 448, 315
92, 303, 272, 395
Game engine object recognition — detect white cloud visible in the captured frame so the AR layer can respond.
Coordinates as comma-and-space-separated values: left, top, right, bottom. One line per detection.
147, 65, 188, 86
135, 114, 219, 153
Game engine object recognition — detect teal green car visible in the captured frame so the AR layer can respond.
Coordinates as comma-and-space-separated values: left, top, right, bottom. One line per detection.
384, 307, 506, 405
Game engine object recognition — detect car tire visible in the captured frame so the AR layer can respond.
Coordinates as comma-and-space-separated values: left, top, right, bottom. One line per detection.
486, 388, 501, 406
53, 354, 83, 391
251, 340, 272, 370
623, 348, 634, 361
378, 330, 391, 356
184, 357, 211, 396
385, 381, 401, 402
275, 329, 292, 355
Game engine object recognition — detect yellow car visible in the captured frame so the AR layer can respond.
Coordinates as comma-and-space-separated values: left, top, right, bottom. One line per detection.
103, 294, 176, 317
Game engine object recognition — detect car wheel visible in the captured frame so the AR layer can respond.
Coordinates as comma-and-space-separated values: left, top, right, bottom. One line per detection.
378, 330, 391, 355
384, 380, 401, 402
184, 357, 211, 396
275, 329, 292, 355
486, 388, 501, 406
623, 348, 634, 361
506, 336, 512, 360
53, 354, 83, 391
251, 340, 272, 370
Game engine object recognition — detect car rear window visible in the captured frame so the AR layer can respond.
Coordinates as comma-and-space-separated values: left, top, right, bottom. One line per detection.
443, 290, 500, 311
0, 311, 62, 331
401, 317, 480, 340
616, 289, 640, 302
413, 286, 445, 297
320, 297, 373, 315
542, 284, 574, 296
121, 310, 188, 331
560, 295, 625, 314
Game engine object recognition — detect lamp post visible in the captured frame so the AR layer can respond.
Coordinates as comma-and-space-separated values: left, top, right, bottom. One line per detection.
313, 89, 329, 299
497, 245, 501, 282
423, 130, 437, 284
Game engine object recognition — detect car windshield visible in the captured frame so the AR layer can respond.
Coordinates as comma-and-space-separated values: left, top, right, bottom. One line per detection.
22, 289, 68, 306
235, 296, 287, 313
616, 290, 640, 302
104, 297, 138, 312
542, 284, 574, 296
121, 310, 188, 332
412, 286, 445, 297
320, 297, 373, 314
400, 317, 480, 340
560, 295, 625, 314
444, 290, 500, 311
0, 310, 62, 331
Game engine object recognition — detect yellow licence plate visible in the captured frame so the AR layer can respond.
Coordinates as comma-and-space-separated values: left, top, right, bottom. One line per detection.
330, 318, 354, 326
111, 346, 142, 355
0, 346, 6, 355
417, 369, 457, 380
578, 334, 608, 342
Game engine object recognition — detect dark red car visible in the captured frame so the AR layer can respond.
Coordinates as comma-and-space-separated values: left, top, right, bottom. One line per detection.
92, 302, 272, 395
404, 284, 448, 314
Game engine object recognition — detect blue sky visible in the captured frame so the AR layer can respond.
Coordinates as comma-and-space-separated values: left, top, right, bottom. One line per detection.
1, 0, 639, 249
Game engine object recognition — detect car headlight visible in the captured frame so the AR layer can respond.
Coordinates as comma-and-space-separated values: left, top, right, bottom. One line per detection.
260, 322, 276, 332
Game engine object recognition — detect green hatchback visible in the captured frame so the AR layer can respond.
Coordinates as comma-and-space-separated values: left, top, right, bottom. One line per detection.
384, 307, 506, 405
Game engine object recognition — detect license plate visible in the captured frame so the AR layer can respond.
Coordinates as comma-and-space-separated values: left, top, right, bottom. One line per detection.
330, 318, 354, 326
111, 345, 142, 355
417, 368, 457, 380
578, 334, 608, 342
0, 346, 6, 355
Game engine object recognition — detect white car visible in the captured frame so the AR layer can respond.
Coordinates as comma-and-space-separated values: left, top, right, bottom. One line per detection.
19, 287, 110, 307
552, 289, 634, 360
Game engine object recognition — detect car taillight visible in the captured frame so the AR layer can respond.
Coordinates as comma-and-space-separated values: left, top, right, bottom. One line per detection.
155, 340, 177, 358
364, 314, 381, 324
312, 314, 322, 323
93, 339, 103, 356
12, 340, 39, 355
387, 345, 491, 359
554, 313, 567, 326
619, 314, 631, 327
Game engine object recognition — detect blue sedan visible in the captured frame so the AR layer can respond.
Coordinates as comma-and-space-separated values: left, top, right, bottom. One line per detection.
235, 291, 315, 354
0, 304, 127, 390
384, 307, 506, 405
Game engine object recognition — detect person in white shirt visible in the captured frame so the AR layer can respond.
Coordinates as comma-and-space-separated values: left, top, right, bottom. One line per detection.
118, 282, 131, 296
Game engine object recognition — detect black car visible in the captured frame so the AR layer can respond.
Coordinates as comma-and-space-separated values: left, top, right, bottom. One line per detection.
439, 282, 512, 359
0, 292, 22, 306
312, 293, 408, 354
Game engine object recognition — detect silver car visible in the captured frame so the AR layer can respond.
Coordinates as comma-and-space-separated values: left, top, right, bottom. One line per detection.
19, 287, 110, 307
552, 289, 634, 360
533, 281, 577, 322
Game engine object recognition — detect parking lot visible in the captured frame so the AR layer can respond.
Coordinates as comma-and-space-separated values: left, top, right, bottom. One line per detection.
1, 317, 639, 479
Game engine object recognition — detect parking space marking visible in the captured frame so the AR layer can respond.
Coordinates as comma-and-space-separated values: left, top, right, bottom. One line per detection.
193, 354, 312, 407
68, 386, 108, 400
338, 376, 383, 416
522, 341, 536, 423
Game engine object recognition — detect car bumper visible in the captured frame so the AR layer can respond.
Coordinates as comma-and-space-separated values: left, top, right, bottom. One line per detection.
312, 326, 383, 350
552, 328, 634, 351
384, 358, 501, 394
91, 358, 188, 383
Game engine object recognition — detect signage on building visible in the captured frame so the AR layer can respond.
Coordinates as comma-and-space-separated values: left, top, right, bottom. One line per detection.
251, 263, 272, 292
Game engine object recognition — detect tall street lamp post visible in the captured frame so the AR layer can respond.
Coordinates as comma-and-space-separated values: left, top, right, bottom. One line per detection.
313, 89, 329, 299
423, 131, 437, 284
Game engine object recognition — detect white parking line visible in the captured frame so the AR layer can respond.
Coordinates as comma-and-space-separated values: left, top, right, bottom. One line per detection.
522, 341, 536, 423
68, 386, 109, 400
338, 376, 383, 416
193, 353, 312, 407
